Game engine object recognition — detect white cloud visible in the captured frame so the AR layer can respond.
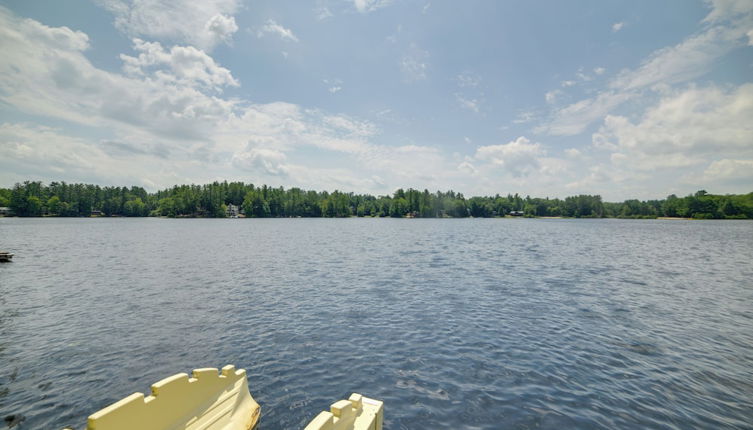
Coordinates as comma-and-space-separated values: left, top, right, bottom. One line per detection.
0, 123, 99, 175
353, 0, 392, 13
612, 22, 624, 32
594, 67, 606, 75
205, 14, 239, 46
539, 91, 633, 136
702, 0, 753, 23
475, 136, 546, 177
257, 19, 299, 42
120, 39, 238, 91
458, 161, 477, 175
592, 84, 753, 170
2, 8, 436, 192
0, 9, 236, 142
610, 25, 745, 91
747, 29, 753, 45
422, 3, 431, 14
702, 159, 753, 181
542, 1, 753, 137
232, 146, 289, 176
96, 0, 239, 51
0, 123, 188, 188
561, 80, 576, 87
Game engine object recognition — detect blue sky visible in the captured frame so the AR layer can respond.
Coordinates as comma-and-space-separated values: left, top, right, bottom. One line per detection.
1, 0, 752, 200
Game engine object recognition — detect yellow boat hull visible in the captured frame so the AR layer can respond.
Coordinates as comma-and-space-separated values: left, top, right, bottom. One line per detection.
78, 365, 382, 430
86, 365, 260, 430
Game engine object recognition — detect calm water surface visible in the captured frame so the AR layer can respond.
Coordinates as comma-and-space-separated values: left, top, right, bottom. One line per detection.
1, 218, 752, 429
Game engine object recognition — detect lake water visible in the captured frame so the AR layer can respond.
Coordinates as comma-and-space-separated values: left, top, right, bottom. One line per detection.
1, 218, 752, 429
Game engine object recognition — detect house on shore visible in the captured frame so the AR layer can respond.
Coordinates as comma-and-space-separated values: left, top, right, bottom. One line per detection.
0, 207, 13, 216
509, 210, 524, 217
226, 204, 240, 218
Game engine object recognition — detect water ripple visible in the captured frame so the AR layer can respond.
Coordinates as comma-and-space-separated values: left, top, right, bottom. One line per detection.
0, 218, 752, 429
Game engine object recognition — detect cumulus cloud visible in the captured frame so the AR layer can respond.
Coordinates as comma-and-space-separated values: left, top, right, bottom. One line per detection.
120, 39, 238, 91
232, 145, 289, 176
592, 84, 753, 171
96, 0, 239, 51
612, 22, 624, 32
0, 11, 238, 143
1, 8, 458, 193
475, 136, 546, 177
353, 0, 392, 13
257, 19, 299, 42
205, 14, 239, 46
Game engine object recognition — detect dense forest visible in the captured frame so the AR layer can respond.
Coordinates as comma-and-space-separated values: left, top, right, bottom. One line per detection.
0, 181, 751, 219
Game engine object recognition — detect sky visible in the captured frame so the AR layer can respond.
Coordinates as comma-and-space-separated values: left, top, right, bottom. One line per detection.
0, 0, 752, 201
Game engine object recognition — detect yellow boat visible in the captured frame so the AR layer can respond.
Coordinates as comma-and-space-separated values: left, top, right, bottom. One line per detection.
73, 365, 383, 430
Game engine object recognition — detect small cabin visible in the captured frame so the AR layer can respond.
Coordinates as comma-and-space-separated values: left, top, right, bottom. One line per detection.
509, 210, 524, 217
0, 207, 13, 216
226, 204, 240, 217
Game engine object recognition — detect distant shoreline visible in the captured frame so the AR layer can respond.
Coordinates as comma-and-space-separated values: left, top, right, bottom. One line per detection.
2, 182, 751, 220
2, 215, 749, 220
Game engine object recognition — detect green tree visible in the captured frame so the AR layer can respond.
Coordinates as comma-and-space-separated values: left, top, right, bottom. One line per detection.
26, 195, 43, 216
123, 198, 146, 217
243, 191, 271, 217
47, 195, 61, 215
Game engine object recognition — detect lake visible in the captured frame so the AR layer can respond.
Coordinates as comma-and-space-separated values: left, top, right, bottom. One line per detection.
1, 217, 752, 429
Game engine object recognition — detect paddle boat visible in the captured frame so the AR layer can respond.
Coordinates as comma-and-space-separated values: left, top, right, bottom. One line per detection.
70, 365, 383, 430
0, 252, 13, 262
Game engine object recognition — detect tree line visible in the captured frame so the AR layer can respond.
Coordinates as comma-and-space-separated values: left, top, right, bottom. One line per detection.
0, 181, 751, 219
